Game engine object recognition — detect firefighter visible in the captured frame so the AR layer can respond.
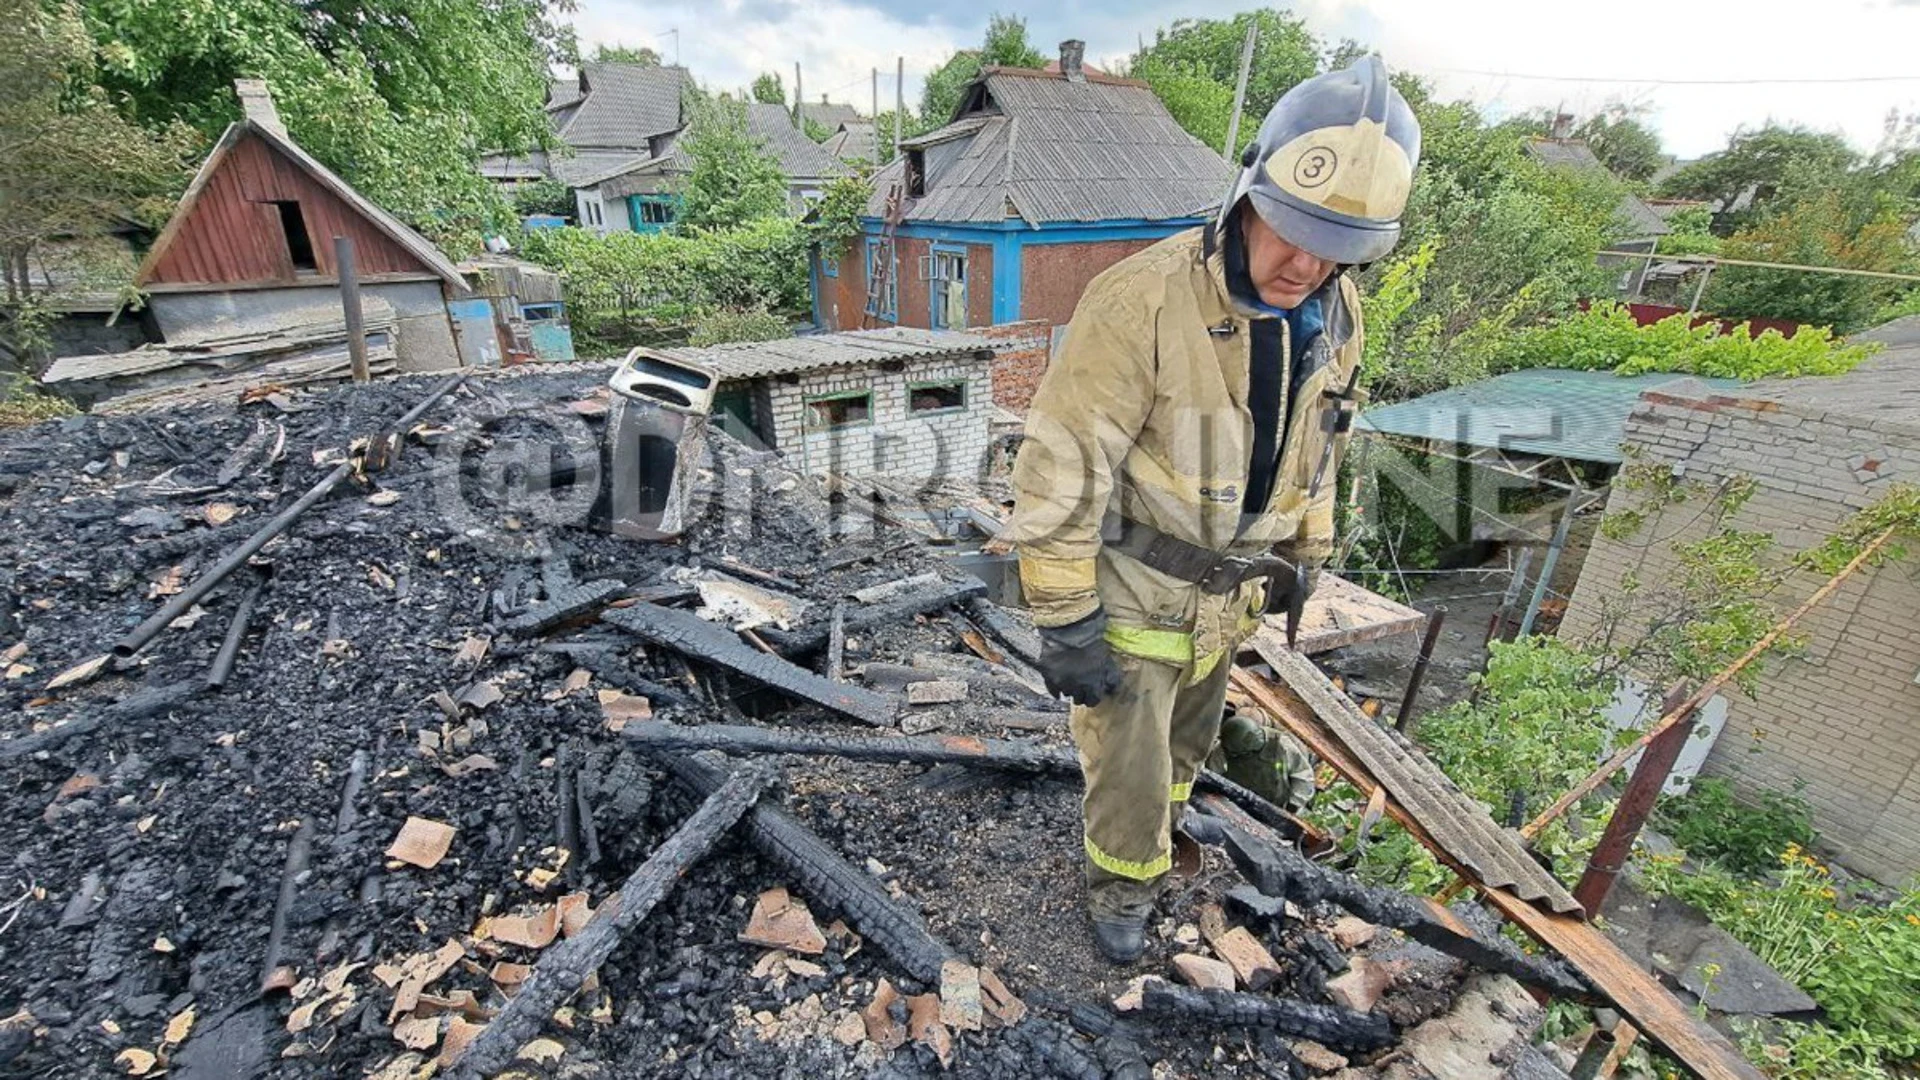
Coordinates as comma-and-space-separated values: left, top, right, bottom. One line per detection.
1008, 56, 1421, 963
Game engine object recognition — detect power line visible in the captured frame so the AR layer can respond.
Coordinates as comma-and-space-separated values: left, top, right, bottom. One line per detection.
1435, 67, 1920, 87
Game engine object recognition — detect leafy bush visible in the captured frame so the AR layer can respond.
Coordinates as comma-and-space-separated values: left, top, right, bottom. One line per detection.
511, 179, 574, 220
1641, 846, 1920, 1068
688, 307, 790, 347
805, 173, 871, 264
517, 220, 807, 354
1654, 776, 1817, 875
676, 91, 791, 233
1492, 301, 1879, 380
0, 372, 78, 428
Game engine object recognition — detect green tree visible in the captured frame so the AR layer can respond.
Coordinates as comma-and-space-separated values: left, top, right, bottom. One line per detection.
868, 108, 936, 165
1659, 125, 1860, 232
1127, 55, 1237, 153
1704, 187, 1916, 331
590, 43, 661, 65
751, 71, 785, 106
919, 13, 1047, 124
80, 0, 572, 253
2, 0, 192, 366
1130, 10, 1322, 152
676, 91, 790, 232
1572, 108, 1665, 183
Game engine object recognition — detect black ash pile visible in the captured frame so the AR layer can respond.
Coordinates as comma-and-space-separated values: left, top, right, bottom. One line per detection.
0, 369, 1574, 1079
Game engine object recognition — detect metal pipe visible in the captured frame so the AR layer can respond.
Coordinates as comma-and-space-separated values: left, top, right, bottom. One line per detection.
112, 373, 464, 658
1394, 606, 1446, 734
1571, 686, 1695, 916
205, 584, 262, 690
1517, 493, 1579, 637
1570, 1026, 1620, 1080
336, 236, 369, 383
1222, 23, 1258, 160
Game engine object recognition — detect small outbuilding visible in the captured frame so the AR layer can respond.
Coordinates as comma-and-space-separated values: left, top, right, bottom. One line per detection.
638, 329, 997, 479
133, 80, 468, 372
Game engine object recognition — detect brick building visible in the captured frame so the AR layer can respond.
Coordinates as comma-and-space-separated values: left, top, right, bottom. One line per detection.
638, 329, 997, 481
1561, 317, 1920, 883
811, 41, 1231, 411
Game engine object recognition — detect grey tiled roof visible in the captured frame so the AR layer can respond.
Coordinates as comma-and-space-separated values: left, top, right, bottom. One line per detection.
549, 148, 654, 188
823, 122, 877, 162
1522, 138, 1671, 239
555, 64, 691, 149
597, 103, 849, 197
652, 328, 994, 381
865, 68, 1231, 225
799, 101, 863, 130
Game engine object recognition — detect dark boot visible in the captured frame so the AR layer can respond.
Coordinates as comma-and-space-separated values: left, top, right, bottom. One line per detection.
1086, 877, 1158, 965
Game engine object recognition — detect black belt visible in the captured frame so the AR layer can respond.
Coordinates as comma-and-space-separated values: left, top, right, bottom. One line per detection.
1104, 514, 1301, 596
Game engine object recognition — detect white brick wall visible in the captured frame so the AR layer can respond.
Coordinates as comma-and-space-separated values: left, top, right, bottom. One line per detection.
1562, 388, 1920, 883
756, 356, 994, 481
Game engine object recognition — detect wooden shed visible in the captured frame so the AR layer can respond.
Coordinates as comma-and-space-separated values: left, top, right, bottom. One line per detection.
133, 80, 468, 372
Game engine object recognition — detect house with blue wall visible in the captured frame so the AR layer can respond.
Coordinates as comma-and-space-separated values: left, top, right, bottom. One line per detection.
811, 40, 1231, 362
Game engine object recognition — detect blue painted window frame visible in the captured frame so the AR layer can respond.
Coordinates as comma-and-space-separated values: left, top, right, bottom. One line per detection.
864, 238, 897, 321
928, 242, 968, 330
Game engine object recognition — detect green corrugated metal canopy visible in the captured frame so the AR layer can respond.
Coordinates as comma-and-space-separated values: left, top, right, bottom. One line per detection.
1355, 369, 1740, 465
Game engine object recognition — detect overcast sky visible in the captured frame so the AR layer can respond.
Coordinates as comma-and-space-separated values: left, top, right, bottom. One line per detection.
568, 0, 1920, 159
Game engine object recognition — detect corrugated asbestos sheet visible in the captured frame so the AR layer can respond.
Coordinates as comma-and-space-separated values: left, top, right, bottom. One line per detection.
864, 69, 1230, 225
653, 328, 995, 382
1249, 641, 1586, 916
1356, 368, 1741, 465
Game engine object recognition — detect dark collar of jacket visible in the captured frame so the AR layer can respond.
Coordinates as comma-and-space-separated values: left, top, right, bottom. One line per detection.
1201, 212, 1356, 352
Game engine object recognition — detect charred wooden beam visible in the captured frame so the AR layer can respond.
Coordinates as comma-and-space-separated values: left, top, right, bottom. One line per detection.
501, 579, 629, 637
965, 597, 1042, 665
1000, 1016, 1108, 1080
259, 820, 315, 993
601, 602, 897, 727
861, 662, 1061, 711
625, 720, 1070, 775
0, 680, 198, 761
453, 767, 771, 1077
205, 584, 263, 690
653, 749, 958, 983
1138, 982, 1392, 1052
1189, 793, 1589, 999
759, 578, 986, 656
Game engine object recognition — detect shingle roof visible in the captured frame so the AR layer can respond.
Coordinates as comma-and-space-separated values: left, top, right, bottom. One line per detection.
865, 67, 1231, 225
799, 100, 863, 130
549, 148, 655, 188
823, 122, 877, 163
1357, 368, 1740, 464
1732, 317, 1920, 435
555, 64, 691, 149
598, 103, 849, 197
650, 328, 994, 381
1523, 138, 1671, 239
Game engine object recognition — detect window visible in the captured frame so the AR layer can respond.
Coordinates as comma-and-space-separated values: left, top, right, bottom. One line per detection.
929, 247, 967, 329
270, 201, 317, 272
864, 239, 896, 321
908, 380, 965, 415
804, 389, 873, 430
638, 198, 674, 225
905, 150, 926, 197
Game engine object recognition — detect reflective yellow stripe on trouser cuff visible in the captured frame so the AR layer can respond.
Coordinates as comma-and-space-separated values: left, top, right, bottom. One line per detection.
1169, 780, 1193, 803
1104, 625, 1227, 686
1084, 835, 1171, 881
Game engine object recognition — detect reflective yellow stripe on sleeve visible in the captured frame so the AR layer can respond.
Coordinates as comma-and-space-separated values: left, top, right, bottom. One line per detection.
1169, 780, 1193, 803
1104, 624, 1192, 666
1084, 834, 1171, 881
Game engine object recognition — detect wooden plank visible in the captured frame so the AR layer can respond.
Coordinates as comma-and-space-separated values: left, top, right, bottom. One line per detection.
1245, 574, 1426, 657
1483, 889, 1764, 1080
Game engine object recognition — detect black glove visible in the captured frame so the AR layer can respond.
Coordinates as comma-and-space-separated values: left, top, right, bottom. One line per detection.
1262, 560, 1322, 615
1037, 608, 1124, 707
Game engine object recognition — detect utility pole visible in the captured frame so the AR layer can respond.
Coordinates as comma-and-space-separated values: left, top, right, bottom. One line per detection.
894, 56, 904, 160
334, 236, 368, 383
793, 62, 803, 129
1222, 23, 1258, 161
872, 67, 878, 123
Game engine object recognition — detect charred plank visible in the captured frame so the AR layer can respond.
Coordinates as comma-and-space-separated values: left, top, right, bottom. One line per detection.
624, 720, 1071, 775
652, 750, 958, 983
0, 680, 199, 761
1138, 982, 1391, 1052
601, 602, 897, 727
759, 578, 986, 656
453, 767, 771, 1076
501, 579, 629, 637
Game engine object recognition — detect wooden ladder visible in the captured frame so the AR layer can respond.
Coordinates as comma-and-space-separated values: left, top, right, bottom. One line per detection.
861, 180, 906, 329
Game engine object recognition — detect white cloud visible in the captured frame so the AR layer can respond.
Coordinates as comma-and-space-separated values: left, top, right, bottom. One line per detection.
567, 0, 1920, 158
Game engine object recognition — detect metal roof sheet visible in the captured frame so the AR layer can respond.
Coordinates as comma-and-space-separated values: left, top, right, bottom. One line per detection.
1357, 368, 1742, 464
653, 328, 995, 381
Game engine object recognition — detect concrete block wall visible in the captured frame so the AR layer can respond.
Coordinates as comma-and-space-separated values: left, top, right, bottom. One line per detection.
761, 354, 995, 481
1561, 387, 1920, 883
